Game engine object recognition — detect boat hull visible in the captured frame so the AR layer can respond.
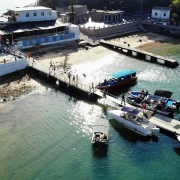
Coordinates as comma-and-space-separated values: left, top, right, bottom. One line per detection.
91, 140, 109, 147
110, 112, 152, 137
97, 77, 137, 90
126, 91, 176, 117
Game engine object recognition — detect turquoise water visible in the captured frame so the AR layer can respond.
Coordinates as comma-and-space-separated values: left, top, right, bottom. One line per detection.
0, 53, 180, 180
1, 2, 180, 179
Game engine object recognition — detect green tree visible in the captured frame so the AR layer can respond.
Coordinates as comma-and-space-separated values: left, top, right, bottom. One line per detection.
171, 0, 180, 7
36, 0, 59, 9
170, 0, 180, 22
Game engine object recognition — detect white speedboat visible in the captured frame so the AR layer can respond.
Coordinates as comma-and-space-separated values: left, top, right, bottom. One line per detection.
91, 118, 109, 147
110, 106, 159, 137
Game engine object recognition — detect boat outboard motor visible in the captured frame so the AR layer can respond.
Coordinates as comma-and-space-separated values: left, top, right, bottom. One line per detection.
175, 101, 180, 110
151, 127, 160, 137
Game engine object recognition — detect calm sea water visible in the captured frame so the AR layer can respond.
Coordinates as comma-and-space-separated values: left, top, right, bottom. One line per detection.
0, 53, 180, 180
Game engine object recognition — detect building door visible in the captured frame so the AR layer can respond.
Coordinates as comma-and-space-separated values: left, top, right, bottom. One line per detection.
115, 14, 118, 22
105, 14, 108, 22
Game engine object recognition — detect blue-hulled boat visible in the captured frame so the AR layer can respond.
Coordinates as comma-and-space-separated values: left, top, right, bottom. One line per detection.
96, 69, 137, 90
126, 90, 180, 117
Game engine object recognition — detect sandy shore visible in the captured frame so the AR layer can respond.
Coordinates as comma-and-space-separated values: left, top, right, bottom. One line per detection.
34, 32, 175, 68
0, 32, 177, 103
109, 32, 173, 48
35, 45, 115, 69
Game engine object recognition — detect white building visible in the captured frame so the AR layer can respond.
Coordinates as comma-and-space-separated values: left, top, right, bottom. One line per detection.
151, 7, 171, 21
5, 6, 57, 22
0, 6, 80, 50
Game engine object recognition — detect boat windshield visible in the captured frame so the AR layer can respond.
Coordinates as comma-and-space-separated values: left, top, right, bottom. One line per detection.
121, 106, 140, 115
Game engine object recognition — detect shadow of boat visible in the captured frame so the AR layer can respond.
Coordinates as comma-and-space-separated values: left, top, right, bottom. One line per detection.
109, 119, 152, 143
91, 146, 108, 158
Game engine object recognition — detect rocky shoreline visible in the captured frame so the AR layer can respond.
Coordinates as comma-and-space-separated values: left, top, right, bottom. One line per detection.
0, 69, 39, 103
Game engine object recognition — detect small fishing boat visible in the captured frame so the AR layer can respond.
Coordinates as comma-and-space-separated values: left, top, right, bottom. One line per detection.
110, 106, 159, 137
91, 118, 109, 147
126, 90, 180, 117
96, 69, 137, 90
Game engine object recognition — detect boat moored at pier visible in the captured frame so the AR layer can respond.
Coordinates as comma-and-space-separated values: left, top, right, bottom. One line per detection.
96, 69, 137, 90
126, 90, 180, 117
110, 106, 159, 137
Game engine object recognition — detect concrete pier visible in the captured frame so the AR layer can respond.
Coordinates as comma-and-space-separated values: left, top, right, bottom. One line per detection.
28, 59, 99, 101
99, 40, 179, 68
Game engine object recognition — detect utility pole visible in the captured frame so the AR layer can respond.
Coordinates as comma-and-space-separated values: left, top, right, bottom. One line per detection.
70, 0, 75, 24
110, 1, 113, 11
140, 0, 142, 19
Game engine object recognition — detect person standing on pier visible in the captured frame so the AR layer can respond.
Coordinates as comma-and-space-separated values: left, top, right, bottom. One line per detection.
68, 71, 71, 83
76, 74, 78, 83
72, 75, 75, 83
121, 93, 125, 105
53, 65, 56, 74
32, 58, 35, 66
50, 60, 53, 69
142, 101, 146, 114
91, 82, 94, 92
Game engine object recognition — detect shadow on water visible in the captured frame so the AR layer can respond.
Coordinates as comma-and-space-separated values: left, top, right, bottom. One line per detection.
91, 146, 108, 158
173, 147, 180, 156
109, 119, 152, 143
52, 83, 98, 104
107, 82, 137, 97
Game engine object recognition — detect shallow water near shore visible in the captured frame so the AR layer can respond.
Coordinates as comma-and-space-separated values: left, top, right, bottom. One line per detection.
0, 53, 180, 180
138, 41, 180, 61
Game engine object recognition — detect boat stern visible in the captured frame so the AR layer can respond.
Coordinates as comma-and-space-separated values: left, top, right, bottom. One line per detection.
151, 127, 160, 137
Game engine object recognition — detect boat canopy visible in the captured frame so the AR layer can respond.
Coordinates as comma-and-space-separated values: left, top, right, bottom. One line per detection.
121, 106, 141, 115
92, 118, 109, 133
111, 69, 136, 79
154, 90, 172, 98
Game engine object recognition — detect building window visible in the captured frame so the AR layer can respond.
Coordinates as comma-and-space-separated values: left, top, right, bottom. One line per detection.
163, 13, 166, 16
33, 12, 37, 16
26, 13, 29, 17
41, 12, 44, 16
155, 12, 157, 16
97, 13, 100, 19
